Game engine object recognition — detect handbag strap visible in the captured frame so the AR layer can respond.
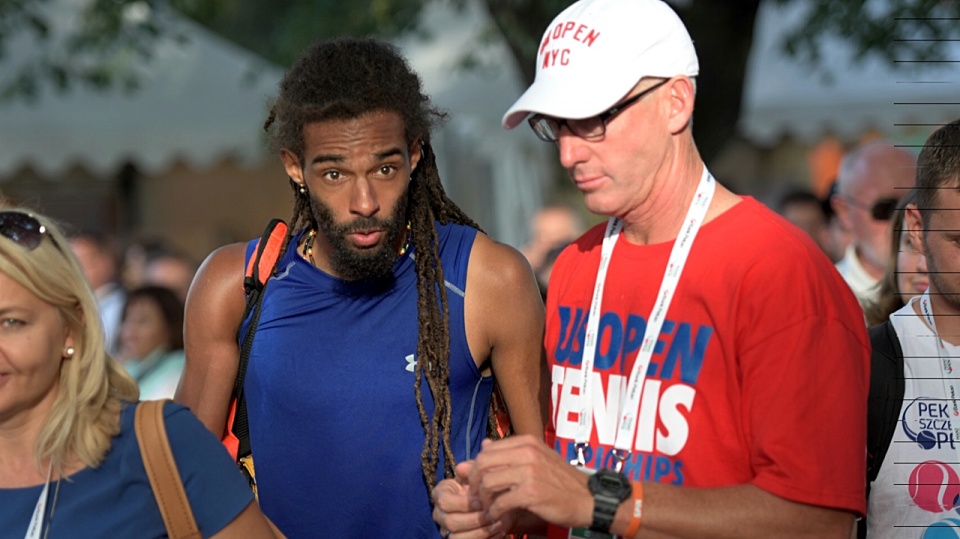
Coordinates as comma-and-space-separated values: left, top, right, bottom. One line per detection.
135, 400, 202, 539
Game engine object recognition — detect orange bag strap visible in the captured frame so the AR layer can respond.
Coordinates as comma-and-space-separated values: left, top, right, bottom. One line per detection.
223, 219, 289, 462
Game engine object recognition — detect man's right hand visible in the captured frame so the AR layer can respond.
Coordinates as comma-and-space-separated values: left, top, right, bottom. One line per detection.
467, 436, 593, 532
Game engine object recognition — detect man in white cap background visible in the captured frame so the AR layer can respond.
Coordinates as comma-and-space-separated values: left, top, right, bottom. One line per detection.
432, 0, 869, 538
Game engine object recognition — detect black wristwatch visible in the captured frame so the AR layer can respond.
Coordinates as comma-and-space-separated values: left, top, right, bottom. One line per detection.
587, 468, 633, 534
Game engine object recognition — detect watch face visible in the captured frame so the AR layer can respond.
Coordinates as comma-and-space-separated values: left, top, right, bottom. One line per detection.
589, 469, 632, 501
588, 469, 631, 534
597, 473, 625, 490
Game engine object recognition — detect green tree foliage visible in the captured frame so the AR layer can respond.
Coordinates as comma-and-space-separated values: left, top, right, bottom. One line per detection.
3, 0, 958, 163
772, 0, 960, 69
0, 0, 178, 101
167, 0, 429, 67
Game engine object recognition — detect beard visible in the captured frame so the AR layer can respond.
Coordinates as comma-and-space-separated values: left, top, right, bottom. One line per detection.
309, 191, 410, 281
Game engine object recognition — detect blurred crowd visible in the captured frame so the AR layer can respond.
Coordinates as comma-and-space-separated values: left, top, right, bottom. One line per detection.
67, 232, 197, 399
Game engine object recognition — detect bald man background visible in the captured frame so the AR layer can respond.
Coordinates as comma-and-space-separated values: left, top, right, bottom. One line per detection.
831, 140, 917, 307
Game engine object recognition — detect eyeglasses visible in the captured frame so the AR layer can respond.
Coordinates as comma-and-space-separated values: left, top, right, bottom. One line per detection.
0, 211, 62, 251
843, 197, 900, 221
528, 79, 669, 142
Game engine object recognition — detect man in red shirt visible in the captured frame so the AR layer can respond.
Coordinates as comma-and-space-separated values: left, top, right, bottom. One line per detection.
432, 0, 869, 537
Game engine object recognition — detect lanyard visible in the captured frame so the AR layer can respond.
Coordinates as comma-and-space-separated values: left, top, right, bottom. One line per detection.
25, 463, 52, 539
919, 291, 960, 447
573, 169, 715, 469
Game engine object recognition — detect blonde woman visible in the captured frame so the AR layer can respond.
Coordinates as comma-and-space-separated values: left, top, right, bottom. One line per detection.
0, 209, 278, 538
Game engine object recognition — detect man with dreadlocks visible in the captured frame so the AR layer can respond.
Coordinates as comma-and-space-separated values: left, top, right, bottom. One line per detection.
176, 37, 549, 538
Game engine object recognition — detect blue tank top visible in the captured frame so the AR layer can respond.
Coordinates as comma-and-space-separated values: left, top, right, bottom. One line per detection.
241, 222, 492, 538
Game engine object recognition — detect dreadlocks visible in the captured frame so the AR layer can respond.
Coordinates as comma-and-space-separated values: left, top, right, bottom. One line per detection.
264, 37, 488, 490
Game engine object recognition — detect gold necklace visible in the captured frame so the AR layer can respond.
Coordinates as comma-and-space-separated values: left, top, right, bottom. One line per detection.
302, 228, 318, 266
301, 223, 412, 266
398, 221, 412, 256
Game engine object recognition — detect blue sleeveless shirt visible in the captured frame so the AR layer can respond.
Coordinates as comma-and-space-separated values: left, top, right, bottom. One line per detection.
241, 222, 493, 538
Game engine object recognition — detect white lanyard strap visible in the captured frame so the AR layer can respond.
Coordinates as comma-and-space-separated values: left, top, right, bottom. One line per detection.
25, 463, 52, 539
573, 216, 622, 466
919, 291, 960, 446
573, 169, 716, 468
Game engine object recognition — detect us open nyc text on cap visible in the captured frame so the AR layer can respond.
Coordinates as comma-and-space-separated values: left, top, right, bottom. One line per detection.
502, 0, 700, 130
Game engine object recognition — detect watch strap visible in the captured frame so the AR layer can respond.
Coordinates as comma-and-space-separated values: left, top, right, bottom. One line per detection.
590, 490, 620, 533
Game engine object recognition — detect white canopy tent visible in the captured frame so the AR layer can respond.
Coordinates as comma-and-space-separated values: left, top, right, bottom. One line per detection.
740, 0, 959, 146
396, 1, 553, 247
0, 1, 283, 178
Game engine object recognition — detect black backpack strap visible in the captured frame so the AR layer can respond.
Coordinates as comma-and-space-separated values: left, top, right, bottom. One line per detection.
867, 320, 905, 482
232, 219, 289, 461
859, 320, 905, 539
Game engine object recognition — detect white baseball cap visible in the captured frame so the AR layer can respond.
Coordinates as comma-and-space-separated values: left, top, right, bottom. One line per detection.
502, 0, 699, 130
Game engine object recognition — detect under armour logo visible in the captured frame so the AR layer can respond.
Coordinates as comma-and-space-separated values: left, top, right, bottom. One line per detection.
405, 354, 416, 372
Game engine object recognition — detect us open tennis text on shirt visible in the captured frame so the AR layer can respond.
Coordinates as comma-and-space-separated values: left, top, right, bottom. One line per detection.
551, 306, 714, 485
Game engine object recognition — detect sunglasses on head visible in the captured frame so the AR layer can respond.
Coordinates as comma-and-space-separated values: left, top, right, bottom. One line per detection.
845, 197, 900, 221
0, 211, 62, 252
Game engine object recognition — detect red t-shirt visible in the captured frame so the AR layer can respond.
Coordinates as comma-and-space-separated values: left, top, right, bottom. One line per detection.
544, 197, 868, 536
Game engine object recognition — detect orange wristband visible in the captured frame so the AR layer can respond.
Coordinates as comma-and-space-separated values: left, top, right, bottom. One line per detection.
623, 480, 644, 538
